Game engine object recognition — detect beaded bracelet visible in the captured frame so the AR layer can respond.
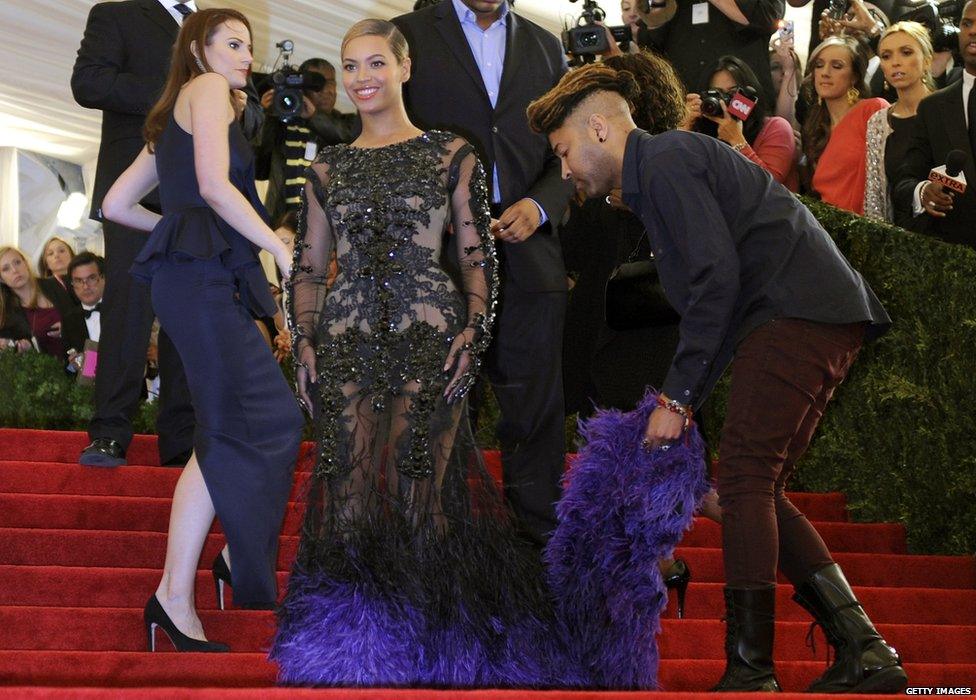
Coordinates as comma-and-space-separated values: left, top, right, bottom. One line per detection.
657, 394, 694, 431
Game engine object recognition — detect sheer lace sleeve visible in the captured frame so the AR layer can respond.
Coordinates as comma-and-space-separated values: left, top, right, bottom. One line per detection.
447, 142, 498, 361
287, 161, 335, 361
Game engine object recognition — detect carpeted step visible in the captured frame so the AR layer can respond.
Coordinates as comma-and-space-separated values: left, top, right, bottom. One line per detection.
0, 460, 852, 522
677, 518, 904, 553
674, 547, 976, 589
2, 606, 973, 665
661, 581, 976, 625
0, 430, 165, 466
0, 689, 917, 700
0, 651, 968, 691
2, 528, 971, 587
0, 528, 299, 571
2, 566, 974, 626
0, 493, 887, 551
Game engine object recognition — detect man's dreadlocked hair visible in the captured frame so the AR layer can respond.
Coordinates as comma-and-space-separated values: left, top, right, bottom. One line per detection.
526, 63, 640, 135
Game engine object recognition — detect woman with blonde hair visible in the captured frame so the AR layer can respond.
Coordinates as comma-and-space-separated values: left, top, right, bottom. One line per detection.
101, 7, 302, 651
0, 245, 85, 359
270, 18, 574, 686
863, 21, 935, 224
801, 34, 889, 213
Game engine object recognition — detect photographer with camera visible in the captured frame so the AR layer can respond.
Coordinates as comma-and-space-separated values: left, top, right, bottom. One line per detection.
636, 0, 785, 105
680, 55, 799, 189
255, 54, 358, 224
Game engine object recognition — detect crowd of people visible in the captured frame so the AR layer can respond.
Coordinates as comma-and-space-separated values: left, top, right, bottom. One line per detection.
4, 0, 974, 693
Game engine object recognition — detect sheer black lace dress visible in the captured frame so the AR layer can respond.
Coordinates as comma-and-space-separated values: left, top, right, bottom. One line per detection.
270, 131, 575, 687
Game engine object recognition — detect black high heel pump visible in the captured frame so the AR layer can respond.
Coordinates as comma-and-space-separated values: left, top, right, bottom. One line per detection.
144, 595, 229, 652
663, 558, 691, 618
212, 551, 232, 611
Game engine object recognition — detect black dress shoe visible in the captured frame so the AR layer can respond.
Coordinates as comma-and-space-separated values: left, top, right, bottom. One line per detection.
161, 448, 192, 467
79, 438, 126, 467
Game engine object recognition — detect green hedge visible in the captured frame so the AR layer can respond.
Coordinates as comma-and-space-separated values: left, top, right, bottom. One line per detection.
0, 351, 158, 433
2, 201, 974, 554
701, 198, 976, 556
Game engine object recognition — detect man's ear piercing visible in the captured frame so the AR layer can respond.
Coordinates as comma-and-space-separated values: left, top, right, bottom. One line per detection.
599, 136, 606, 142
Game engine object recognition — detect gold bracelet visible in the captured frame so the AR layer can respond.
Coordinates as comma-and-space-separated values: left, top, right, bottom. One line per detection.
730, 141, 747, 152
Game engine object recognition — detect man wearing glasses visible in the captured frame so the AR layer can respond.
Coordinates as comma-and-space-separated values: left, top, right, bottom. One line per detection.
65, 252, 106, 378
68, 252, 105, 344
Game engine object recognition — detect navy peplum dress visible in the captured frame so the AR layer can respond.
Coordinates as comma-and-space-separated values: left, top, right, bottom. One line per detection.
132, 116, 303, 607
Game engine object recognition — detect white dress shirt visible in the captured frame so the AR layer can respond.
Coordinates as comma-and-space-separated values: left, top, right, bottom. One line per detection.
82, 301, 102, 343
157, 0, 197, 26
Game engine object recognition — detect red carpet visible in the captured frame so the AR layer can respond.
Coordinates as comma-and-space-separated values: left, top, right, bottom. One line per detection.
1, 428, 974, 697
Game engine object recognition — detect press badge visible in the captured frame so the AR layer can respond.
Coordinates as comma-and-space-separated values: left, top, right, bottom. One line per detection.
304, 141, 318, 162
692, 2, 709, 24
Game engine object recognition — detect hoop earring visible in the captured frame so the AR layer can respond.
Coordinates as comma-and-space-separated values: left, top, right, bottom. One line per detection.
599, 136, 606, 143
194, 55, 206, 73
846, 86, 860, 105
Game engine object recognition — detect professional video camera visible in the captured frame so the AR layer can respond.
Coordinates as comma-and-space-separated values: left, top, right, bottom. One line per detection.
562, 0, 631, 58
891, 0, 963, 53
269, 39, 326, 122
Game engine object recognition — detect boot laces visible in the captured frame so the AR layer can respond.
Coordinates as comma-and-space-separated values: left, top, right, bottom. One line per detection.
805, 619, 834, 668
806, 600, 863, 668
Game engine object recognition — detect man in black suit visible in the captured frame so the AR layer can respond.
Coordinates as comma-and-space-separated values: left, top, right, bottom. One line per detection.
72, 0, 253, 466
893, 0, 976, 250
392, 0, 573, 546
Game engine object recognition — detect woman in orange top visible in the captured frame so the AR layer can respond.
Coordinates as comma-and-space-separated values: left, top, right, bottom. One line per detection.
802, 35, 889, 214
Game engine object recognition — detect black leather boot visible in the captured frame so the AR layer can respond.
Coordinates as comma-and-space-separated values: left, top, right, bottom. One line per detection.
793, 564, 908, 693
711, 586, 782, 692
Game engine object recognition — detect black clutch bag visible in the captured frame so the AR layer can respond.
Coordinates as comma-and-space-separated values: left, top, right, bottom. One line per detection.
604, 255, 680, 332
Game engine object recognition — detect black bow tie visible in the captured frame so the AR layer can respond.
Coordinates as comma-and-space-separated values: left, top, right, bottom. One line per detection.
83, 304, 101, 319
174, 2, 193, 17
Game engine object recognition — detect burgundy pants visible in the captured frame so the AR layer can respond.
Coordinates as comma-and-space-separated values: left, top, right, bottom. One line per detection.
717, 318, 865, 589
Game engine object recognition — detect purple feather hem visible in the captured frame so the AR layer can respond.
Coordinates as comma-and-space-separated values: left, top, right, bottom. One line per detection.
544, 389, 711, 689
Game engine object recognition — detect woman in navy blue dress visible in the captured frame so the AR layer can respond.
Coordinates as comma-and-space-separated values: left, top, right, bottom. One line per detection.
102, 8, 302, 651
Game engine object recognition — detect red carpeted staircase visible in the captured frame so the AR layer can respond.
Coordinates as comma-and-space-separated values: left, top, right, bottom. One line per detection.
1, 427, 974, 698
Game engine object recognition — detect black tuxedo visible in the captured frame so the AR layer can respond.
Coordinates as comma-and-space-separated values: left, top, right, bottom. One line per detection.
393, 1, 573, 545
72, 0, 178, 217
393, 1, 571, 293
893, 79, 976, 249
71, 0, 193, 462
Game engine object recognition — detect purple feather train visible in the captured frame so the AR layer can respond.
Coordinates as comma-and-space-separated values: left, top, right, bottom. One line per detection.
545, 390, 711, 689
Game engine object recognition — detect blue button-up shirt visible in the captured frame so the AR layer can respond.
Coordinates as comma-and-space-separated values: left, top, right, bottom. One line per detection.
451, 0, 547, 224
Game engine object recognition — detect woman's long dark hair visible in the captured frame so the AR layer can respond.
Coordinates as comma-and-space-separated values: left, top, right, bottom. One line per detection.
694, 55, 768, 146
143, 8, 252, 149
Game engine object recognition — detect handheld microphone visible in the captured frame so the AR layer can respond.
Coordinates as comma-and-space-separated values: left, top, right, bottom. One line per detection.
727, 86, 759, 121
928, 150, 968, 195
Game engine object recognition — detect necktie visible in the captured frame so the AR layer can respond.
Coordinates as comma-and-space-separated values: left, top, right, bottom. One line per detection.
83, 304, 101, 319
174, 3, 193, 18
968, 83, 976, 160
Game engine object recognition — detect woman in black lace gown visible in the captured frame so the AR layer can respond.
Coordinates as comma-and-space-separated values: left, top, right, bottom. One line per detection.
271, 20, 572, 687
